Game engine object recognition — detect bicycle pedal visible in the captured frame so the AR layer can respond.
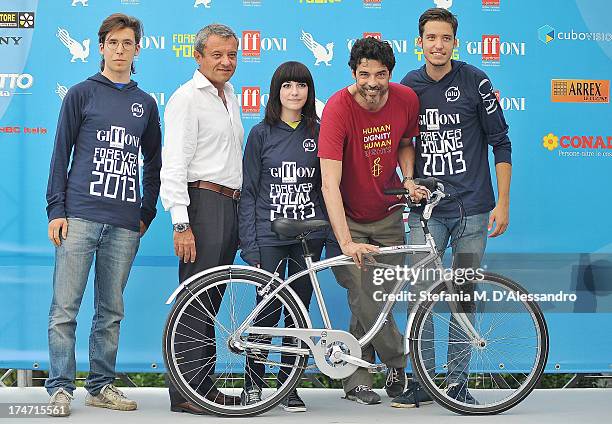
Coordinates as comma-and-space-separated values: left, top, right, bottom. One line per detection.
368, 364, 387, 373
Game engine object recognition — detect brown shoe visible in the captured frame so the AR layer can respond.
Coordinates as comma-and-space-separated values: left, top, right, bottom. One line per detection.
170, 401, 208, 415
204, 389, 241, 406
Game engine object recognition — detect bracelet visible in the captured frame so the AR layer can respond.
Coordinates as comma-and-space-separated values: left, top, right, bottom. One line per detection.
402, 176, 414, 184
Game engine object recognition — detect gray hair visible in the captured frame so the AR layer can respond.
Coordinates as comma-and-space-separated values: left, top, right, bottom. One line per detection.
194, 23, 238, 53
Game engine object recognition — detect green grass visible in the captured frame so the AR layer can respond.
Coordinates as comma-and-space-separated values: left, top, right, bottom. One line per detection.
2, 370, 608, 389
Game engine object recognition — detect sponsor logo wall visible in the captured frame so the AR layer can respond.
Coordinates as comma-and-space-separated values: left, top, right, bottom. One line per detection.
1, 0, 610, 257
1, 0, 612, 373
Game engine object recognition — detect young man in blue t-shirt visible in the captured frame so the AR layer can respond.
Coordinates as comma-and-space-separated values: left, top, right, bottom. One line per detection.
45, 13, 161, 416
393, 7, 512, 407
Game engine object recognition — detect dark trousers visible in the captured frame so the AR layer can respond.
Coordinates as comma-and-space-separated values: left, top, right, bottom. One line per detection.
244, 239, 324, 390
168, 188, 239, 406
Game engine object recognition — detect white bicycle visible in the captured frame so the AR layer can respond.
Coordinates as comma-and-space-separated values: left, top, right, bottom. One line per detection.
163, 177, 549, 416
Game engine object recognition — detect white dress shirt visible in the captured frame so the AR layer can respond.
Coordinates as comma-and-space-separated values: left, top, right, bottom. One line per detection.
160, 69, 244, 224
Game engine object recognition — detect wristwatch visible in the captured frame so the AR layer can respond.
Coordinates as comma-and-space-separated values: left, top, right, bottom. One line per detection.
173, 223, 190, 233
402, 176, 414, 184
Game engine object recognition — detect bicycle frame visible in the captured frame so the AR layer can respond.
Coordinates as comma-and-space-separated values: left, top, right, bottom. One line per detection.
165, 187, 482, 367
224, 229, 481, 361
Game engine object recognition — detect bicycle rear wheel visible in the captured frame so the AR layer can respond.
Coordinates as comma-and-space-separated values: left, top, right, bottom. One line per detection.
163, 268, 309, 416
409, 272, 549, 415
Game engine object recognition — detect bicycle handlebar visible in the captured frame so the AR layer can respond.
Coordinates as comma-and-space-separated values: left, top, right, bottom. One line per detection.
383, 177, 441, 196
414, 177, 439, 192
384, 188, 410, 196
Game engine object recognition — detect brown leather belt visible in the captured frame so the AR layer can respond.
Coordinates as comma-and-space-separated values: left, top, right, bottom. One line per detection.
188, 180, 241, 200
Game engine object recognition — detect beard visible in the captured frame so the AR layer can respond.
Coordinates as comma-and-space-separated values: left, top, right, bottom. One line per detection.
358, 84, 389, 104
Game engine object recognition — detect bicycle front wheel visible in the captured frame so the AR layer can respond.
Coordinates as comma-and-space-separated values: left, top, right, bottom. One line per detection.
163, 268, 309, 417
409, 272, 549, 415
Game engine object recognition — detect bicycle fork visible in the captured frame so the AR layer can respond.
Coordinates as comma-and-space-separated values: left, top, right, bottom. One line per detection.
404, 231, 484, 356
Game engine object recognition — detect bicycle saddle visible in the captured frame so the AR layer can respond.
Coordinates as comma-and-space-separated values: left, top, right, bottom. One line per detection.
271, 218, 330, 239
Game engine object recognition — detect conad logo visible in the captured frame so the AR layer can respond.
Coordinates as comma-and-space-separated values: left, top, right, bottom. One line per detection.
543, 132, 612, 151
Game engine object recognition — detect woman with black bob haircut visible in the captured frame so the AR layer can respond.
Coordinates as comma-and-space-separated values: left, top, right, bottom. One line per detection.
238, 61, 327, 412
264, 61, 319, 135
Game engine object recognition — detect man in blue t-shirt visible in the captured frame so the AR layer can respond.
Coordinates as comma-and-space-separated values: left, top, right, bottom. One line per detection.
44, 13, 161, 417
393, 7, 512, 408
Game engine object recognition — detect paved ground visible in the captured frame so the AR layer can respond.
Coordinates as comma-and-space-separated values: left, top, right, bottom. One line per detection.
0, 387, 610, 423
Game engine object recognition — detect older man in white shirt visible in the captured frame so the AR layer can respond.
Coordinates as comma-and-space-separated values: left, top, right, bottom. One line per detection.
160, 23, 243, 415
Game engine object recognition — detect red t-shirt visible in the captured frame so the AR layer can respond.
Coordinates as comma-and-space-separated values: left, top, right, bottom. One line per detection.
318, 83, 420, 223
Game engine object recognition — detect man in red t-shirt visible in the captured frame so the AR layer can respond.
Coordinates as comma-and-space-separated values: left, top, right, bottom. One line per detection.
319, 37, 427, 405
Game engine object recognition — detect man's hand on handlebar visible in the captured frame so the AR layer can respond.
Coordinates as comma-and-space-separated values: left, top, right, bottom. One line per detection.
404, 179, 430, 203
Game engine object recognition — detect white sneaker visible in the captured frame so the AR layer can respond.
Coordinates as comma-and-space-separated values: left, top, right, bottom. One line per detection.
85, 384, 137, 411
48, 388, 73, 417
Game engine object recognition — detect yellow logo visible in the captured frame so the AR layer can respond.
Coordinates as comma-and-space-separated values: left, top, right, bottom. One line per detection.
542, 133, 559, 151
371, 157, 382, 177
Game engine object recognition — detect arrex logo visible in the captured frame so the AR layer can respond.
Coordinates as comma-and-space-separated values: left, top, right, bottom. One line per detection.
551, 79, 609, 103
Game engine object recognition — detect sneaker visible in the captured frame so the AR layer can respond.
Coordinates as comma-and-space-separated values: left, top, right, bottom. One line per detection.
385, 368, 407, 398
241, 386, 262, 406
446, 383, 479, 405
344, 385, 381, 405
85, 384, 137, 411
48, 388, 73, 417
279, 389, 306, 412
390, 382, 433, 408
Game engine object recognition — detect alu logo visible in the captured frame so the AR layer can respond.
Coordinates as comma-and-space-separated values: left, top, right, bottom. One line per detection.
303, 138, 316, 152
445, 86, 460, 102
131, 103, 144, 118
57, 27, 90, 62
194, 0, 212, 7
301, 30, 333, 66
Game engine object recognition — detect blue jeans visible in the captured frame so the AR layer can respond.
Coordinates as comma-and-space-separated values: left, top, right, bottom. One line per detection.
407, 212, 488, 385
45, 218, 140, 396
